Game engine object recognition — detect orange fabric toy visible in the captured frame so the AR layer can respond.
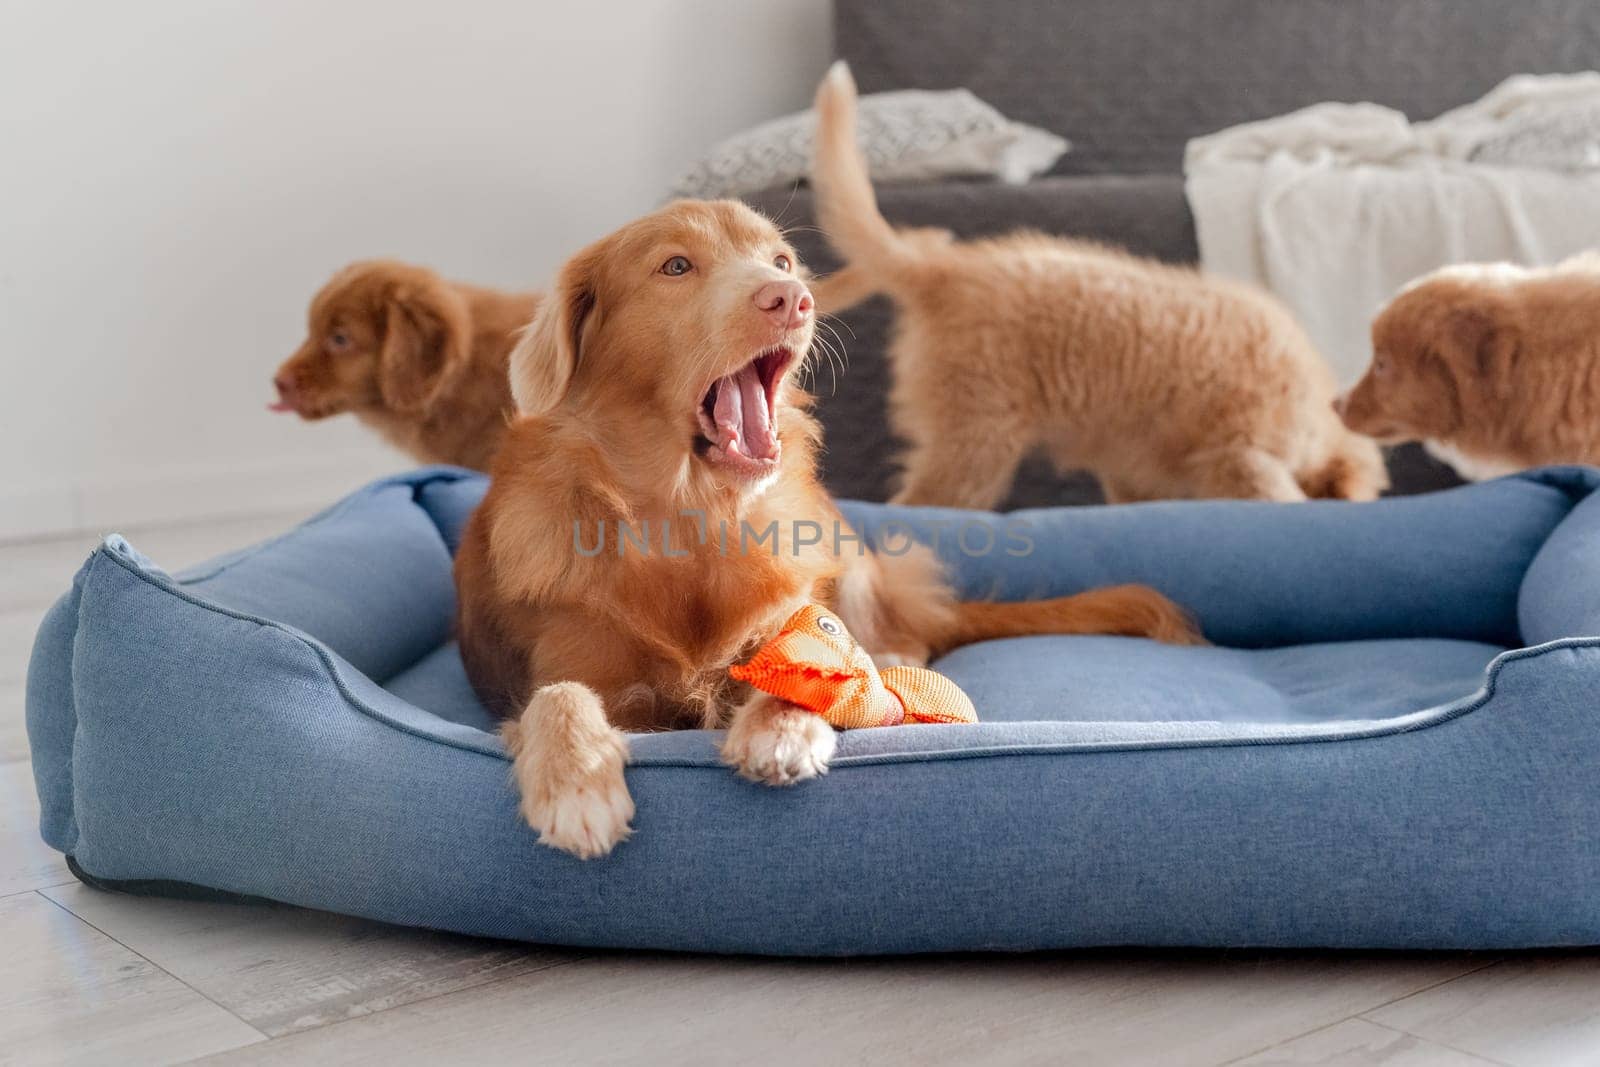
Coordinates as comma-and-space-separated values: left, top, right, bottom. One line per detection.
730, 604, 977, 728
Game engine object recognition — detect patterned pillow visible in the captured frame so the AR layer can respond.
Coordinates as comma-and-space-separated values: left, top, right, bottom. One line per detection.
671, 89, 1069, 200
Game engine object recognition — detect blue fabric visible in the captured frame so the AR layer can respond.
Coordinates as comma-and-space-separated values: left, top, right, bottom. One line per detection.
25, 465, 1600, 953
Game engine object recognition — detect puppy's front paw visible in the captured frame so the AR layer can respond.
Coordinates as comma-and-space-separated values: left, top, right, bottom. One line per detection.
722, 700, 837, 786
522, 761, 635, 860
509, 690, 634, 859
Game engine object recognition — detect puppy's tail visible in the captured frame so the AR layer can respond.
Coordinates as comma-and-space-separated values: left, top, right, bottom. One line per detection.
1299, 430, 1389, 501
935, 585, 1205, 657
806, 264, 879, 316
812, 62, 938, 282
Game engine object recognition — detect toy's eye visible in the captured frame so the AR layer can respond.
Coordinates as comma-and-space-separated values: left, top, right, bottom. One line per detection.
660, 255, 692, 276
817, 615, 842, 635
774, 254, 792, 272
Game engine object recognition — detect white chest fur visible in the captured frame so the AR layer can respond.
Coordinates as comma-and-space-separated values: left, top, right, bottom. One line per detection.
1422, 439, 1524, 482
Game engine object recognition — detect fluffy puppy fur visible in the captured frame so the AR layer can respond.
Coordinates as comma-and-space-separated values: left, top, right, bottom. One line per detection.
1337, 255, 1600, 480
454, 199, 1202, 859
810, 64, 1386, 507
272, 260, 539, 471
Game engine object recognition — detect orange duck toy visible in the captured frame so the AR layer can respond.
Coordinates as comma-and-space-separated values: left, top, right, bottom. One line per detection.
730, 604, 978, 728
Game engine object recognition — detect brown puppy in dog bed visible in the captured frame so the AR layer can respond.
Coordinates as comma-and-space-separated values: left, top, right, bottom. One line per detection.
453, 199, 1201, 858
272, 260, 539, 471
810, 64, 1386, 507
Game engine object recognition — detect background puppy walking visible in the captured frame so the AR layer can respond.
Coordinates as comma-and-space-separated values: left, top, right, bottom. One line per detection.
810, 63, 1386, 507
272, 260, 539, 471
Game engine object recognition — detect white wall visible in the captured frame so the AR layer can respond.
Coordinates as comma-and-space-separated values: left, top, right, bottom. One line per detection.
0, 0, 831, 539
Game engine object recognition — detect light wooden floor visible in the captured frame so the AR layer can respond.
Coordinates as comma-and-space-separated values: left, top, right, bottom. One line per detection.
2, 515, 1597, 1066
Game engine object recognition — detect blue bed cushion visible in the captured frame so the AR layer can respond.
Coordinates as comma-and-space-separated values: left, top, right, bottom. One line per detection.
25, 466, 1600, 954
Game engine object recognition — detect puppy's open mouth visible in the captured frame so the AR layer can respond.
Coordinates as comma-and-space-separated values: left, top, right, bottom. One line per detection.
695, 347, 796, 478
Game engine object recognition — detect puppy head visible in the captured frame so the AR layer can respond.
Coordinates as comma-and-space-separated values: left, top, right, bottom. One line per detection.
511, 200, 815, 489
272, 260, 471, 420
1336, 270, 1519, 443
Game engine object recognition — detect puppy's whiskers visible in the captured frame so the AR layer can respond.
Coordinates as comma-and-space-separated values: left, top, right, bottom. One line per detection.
817, 317, 851, 363
808, 320, 850, 397
798, 331, 843, 398
820, 312, 855, 342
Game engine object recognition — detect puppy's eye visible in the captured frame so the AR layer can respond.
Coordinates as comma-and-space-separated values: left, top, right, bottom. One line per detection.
660, 256, 693, 276
1373, 355, 1389, 375
774, 254, 792, 272
327, 332, 351, 352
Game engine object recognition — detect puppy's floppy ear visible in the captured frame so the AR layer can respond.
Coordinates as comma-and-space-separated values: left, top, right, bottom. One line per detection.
378, 275, 471, 414
510, 247, 600, 416
1445, 302, 1518, 383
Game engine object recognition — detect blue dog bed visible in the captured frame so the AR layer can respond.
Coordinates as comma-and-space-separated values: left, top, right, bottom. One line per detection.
26, 467, 1600, 954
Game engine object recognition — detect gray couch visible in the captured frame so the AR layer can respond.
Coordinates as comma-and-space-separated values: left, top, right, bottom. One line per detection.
746, 0, 1600, 508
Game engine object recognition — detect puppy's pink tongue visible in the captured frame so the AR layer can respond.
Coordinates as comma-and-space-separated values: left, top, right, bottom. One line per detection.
713, 368, 744, 451
738, 363, 776, 459
712, 364, 777, 460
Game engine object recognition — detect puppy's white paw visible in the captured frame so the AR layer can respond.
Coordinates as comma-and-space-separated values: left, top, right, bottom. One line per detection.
513, 713, 634, 860
523, 768, 634, 859
522, 759, 634, 859
722, 702, 837, 786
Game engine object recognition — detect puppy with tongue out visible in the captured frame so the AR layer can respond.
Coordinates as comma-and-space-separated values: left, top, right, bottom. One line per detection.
455, 199, 1200, 859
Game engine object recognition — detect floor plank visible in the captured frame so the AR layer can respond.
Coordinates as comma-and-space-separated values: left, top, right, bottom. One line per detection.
44, 883, 579, 1038
1366, 956, 1600, 1067
1231, 1018, 1502, 1066
194, 949, 1488, 1067
0, 761, 70, 897
0, 891, 263, 1064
